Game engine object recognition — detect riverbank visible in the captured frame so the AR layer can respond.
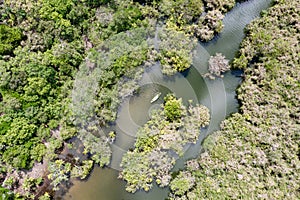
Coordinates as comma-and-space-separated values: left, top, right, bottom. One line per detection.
168, 0, 300, 199
62, 0, 274, 199
119, 94, 210, 193
0, 0, 238, 198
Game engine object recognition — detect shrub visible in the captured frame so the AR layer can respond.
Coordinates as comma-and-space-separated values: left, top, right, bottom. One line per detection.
0, 25, 23, 55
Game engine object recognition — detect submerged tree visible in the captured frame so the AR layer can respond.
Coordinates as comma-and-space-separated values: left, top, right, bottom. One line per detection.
205, 53, 230, 79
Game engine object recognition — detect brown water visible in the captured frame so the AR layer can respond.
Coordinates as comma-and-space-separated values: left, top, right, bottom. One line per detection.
63, 0, 272, 199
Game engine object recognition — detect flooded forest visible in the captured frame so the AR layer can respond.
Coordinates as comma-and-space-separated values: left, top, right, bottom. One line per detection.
0, 0, 299, 199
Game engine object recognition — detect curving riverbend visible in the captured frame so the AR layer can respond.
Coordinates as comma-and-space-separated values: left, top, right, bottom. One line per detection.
62, 0, 272, 199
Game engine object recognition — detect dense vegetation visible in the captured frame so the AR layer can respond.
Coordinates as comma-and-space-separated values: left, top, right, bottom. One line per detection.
0, 0, 237, 198
70, 27, 153, 172
158, 0, 235, 41
157, 27, 197, 75
119, 94, 210, 193
168, 0, 300, 199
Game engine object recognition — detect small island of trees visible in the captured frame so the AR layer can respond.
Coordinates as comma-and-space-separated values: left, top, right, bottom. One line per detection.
119, 94, 210, 193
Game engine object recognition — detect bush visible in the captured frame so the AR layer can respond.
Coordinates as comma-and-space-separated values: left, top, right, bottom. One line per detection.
205, 53, 230, 79
164, 94, 184, 122
0, 25, 23, 55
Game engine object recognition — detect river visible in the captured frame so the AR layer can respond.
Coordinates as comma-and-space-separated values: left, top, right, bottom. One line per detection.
62, 0, 272, 199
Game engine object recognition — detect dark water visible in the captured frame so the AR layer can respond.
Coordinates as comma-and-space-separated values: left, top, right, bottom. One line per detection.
63, 0, 272, 199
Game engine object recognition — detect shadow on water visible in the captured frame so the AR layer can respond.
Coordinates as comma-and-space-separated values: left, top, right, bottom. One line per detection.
62, 0, 272, 199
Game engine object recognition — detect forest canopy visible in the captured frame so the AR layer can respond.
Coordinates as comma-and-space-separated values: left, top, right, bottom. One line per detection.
168, 0, 300, 199
2, 0, 293, 199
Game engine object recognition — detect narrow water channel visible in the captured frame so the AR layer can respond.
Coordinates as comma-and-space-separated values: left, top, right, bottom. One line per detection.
63, 0, 272, 199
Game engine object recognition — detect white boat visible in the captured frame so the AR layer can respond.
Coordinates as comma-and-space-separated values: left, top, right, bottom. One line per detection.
150, 92, 161, 103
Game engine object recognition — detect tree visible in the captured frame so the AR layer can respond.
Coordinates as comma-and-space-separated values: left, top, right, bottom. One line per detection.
205, 53, 230, 79
48, 159, 71, 191
164, 94, 184, 122
170, 171, 195, 196
0, 25, 23, 55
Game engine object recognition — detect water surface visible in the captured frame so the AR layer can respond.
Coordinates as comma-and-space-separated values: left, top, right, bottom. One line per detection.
63, 0, 272, 199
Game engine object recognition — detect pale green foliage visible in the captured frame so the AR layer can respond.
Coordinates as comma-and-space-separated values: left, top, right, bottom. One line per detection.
38, 192, 51, 200
2, 177, 14, 189
203, 0, 235, 12
48, 159, 71, 191
120, 95, 210, 193
160, 0, 235, 41
157, 28, 197, 75
72, 28, 151, 126
71, 28, 152, 170
44, 138, 63, 160
193, 9, 224, 41
71, 160, 93, 179
22, 176, 43, 198
79, 130, 111, 167
120, 150, 175, 193
168, 0, 300, 199
119, 151, 155, 193
170, 171, 195, 196
159, 0, 204, 23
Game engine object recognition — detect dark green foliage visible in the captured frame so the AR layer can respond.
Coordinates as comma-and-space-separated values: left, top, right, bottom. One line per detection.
110, 5, 143, 33
0, 120, 11, 136
37, 0, 85, 41
2, 144, 30, 169
39, 0, 74, 20
43, 41, 84, 79
0, 117, 47, 169
0, 186, 14, 200
159, 0, 204, 23
3, 118, 36, 145
112, 49, 147, 78
0, 5, 85, 172
0, 25, 22, 55
86, 0, 111, 8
